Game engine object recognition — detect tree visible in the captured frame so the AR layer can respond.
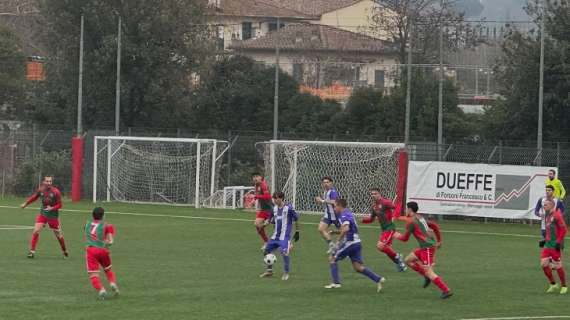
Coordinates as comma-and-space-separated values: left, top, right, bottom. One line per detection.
483, 3, 570, 144
0, 26, 26, 120
191, 55, 340, 137
26, 0, 212, 129
371, 0, 483, 64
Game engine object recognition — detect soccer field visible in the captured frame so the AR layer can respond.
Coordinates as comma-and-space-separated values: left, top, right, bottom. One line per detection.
0, 198, 568, 320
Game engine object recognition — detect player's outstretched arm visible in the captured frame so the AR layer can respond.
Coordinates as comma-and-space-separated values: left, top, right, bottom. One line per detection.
21, 192, 40, 209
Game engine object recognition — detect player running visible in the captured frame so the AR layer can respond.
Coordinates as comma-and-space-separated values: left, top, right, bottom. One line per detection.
20, 175, 68, 259
315, 176, 339, 253
85, 207, 119, 299
539, 199, 568, 294
396, 201, 452, 299
325, 199, 385, 292
259, 192, 300, 281
362, 188, 406, 272
252, 173, 272, 249
535, 185, 565, 238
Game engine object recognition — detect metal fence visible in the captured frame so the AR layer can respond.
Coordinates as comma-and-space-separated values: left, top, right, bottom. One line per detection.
1, 125, 568, 203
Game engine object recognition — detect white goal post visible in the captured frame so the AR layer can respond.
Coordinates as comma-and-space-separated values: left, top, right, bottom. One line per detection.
260, 140, 408, 215
93, 136, 228, 207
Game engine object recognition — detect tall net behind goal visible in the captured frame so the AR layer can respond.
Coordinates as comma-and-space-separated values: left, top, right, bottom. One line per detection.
261, 140, 407, 215
93, 136, 228, 206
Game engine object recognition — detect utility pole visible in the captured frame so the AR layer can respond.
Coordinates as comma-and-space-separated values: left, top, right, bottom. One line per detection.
273, 17, 280, 140
115, 16, 122, 136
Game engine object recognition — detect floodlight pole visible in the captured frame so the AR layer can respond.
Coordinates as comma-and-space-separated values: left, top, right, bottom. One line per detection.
273, 17, 280, 140
537, 4, 545, 165
404, 17, 413, 145
438, 2, 444, 159
115, 16, 122, 136
76, 14, 84, 136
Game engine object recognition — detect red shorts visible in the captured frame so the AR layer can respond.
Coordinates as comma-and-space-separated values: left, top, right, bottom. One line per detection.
35, 214, 60, 230
256, 210, 271, 220
86, 247, 112, 273
378, 230, 396, 246
413, 247, 436, 267
541, 248, 562, 262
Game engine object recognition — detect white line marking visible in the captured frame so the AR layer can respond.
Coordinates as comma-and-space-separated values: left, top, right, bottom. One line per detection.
0, 225, 33, 230
460, 316, 570, 320
0, 205, 540, 239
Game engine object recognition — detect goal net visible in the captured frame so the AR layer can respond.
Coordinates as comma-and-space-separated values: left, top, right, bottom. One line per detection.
260, 140, 408, 215
93, 136, 228, 206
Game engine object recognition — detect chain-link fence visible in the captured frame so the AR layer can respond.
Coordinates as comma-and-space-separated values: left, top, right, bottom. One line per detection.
2, 124, 569, 203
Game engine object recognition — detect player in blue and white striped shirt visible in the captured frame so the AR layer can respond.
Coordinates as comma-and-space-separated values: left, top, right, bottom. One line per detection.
316, 176, 340, 253
325, 199, 385, 292
259, 192, 300, 281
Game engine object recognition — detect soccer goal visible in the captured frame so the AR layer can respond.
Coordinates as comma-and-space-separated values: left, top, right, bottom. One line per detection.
93, 136, 228, 207
260, 140, 408, 215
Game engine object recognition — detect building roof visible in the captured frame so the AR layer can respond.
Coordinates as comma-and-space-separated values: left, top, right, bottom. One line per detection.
267, 0, 364, 16
229, 23, 396, 54
206, 0, 315, 19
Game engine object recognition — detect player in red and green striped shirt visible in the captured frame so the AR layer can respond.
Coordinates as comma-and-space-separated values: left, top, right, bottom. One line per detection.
20, 175, 68, 259
539, 199, 568, 294
252, 173, 272, 249
396, 201, 452, 299
85, 207, 119, 299
362, 188, 406, 272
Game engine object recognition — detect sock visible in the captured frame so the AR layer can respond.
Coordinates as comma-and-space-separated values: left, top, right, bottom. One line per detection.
283, 255, 290, 273
543, 266, 556, 284
557, 267, 567, 287
381, 246, 398, 262
256, 227, 268, 243
89, 275, 104, 291
30, 233, 39, 251
361, 267, 381, 283
433, 277, 450, 293
105, 270, 117, 284
409, 262, 427, 276
57, 236, 67, 252
330, 263, 340, 284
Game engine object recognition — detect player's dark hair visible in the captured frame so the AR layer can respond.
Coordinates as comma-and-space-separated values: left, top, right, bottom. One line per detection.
272, 191, 285, 199
251, 172, 262, 177
92, 207, 105, 220
336, 199, 347, 208
321, 176, 333, 183
369, 187, 381, 193
43, 175, 53, 181
549, 169, 556, 175
546, 184, 555, 191
406, 201, 419, 213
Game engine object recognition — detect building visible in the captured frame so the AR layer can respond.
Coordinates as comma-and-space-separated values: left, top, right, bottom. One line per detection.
205, 0, 316, 50
207, 0, 398, 101
230, 23, 398, 99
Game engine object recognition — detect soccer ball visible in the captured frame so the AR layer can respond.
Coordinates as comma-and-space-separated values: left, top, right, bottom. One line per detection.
263, 253, 277, 266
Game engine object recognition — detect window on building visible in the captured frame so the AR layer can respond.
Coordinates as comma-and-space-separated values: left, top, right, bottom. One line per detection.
374, 70, 385, 88
242, 22, 253, 40
268, 22, 285, 31
293, 64, 304, 82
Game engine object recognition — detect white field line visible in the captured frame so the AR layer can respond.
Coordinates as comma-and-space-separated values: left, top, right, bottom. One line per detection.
0, 205, 540, 239
0, 225, 33, 230
460, 316, 570, 320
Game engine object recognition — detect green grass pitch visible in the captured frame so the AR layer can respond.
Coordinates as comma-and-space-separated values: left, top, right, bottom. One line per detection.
0, 197, 568, 320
